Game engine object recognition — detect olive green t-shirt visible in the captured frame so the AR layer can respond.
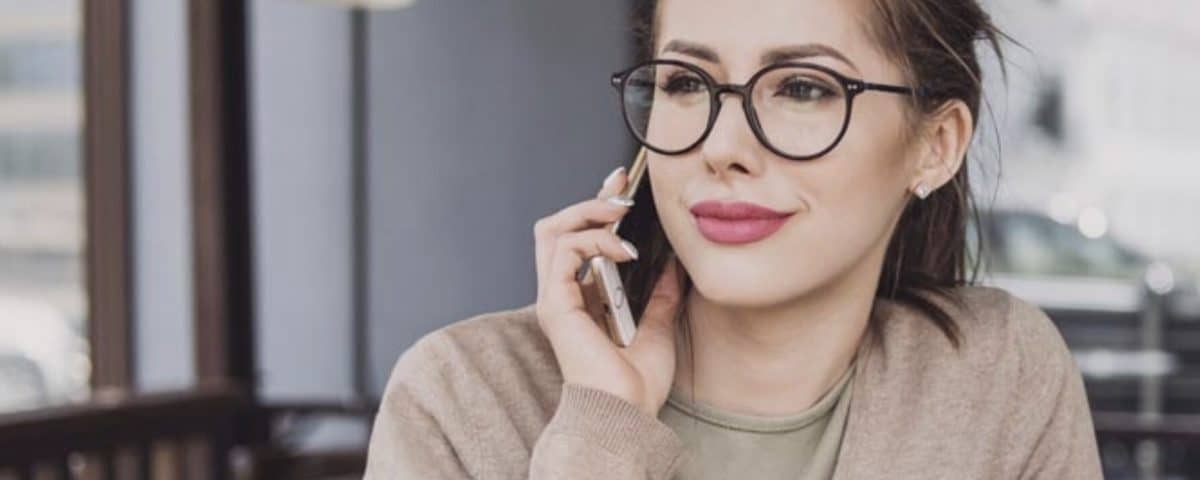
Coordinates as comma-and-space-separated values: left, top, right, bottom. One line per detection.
657, 359, 856, 480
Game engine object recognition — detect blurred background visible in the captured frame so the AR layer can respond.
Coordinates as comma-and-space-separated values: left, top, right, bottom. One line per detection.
0, 0, 1196, 478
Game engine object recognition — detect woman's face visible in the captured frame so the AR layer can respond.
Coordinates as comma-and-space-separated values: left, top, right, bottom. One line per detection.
649, 0, 920, 308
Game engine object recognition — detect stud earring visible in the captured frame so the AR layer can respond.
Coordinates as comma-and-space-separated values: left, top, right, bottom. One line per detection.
913, 183, 930, 200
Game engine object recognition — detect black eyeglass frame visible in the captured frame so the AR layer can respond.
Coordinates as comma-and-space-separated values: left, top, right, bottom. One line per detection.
610, 58, 920, 161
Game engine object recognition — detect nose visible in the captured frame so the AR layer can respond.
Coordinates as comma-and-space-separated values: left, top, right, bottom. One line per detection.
701, 90, 765, 177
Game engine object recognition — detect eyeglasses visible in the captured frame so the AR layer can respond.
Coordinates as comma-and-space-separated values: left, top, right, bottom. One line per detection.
610, 59, 918, 160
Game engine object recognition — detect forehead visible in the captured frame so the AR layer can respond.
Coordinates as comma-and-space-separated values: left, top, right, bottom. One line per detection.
655, 0, 883, 77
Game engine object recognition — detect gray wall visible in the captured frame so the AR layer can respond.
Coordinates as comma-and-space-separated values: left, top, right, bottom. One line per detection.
250, 0, 354, 404
365, 0, 633, 394
249, 0, 363, 449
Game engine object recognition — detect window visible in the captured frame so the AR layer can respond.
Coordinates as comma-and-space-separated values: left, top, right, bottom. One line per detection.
0, 0, 90, 414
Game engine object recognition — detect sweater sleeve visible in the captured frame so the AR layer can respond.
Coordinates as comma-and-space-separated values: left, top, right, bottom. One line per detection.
529, 382, 686, 479
1009, 296, 1104, 480
1018, 357, 1104, 480
363, 326, 686, 480
363, 398, 474, 479
363, 332, 475, 479
364, 379, 687, 480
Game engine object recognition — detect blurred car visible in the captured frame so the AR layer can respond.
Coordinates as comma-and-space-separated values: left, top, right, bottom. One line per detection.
971, 208, 1200, 320
0, 295, 89, 413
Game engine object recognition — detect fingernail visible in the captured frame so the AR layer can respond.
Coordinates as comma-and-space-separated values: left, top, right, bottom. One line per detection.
603, 166, 626, 188
620, 240, 639, 260
606, 195, 634, 207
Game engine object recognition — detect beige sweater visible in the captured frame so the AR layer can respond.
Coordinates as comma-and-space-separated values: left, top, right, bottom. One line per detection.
363, 285, 1103, 479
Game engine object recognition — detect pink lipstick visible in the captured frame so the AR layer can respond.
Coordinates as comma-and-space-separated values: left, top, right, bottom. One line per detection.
689, 200, 796, 244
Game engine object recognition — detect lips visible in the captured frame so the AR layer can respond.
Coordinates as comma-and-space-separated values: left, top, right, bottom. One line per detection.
689, 200, 796, 244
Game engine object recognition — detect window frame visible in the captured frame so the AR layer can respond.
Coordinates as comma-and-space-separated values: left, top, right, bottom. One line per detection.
83, 0, 135, 392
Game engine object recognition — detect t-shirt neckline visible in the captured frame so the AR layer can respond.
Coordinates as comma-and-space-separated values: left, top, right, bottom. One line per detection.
663, 357, 857, 434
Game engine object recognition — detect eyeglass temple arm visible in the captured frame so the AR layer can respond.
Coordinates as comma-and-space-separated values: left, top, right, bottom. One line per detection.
859, 81, 920, 97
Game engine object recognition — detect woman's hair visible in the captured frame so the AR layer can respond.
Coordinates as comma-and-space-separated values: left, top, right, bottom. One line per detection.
617, 0, 1009, 350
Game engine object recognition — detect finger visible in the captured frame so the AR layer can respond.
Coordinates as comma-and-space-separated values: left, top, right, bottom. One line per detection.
539, 230, 637, 345
534, 197, 632, 290
540, 232, 638, 360
557, 196, 633, 233
597, 165, 629, 199
535, 166, 630, 300
546, 229, 638, 300
579, 166, 631, 284
535, 197, 631, 280
543, 230, 637, 317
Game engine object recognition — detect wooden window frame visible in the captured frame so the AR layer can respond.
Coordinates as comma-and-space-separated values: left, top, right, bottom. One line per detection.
82, 0, 260, 394
188, 0, 256, 388
83, 0, 134, 392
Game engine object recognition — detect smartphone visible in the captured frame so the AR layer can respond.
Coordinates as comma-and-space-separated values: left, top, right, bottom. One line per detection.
581, 147, 648, 347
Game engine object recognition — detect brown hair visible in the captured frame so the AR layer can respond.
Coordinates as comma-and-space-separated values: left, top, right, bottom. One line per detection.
617, 0, 1010, 350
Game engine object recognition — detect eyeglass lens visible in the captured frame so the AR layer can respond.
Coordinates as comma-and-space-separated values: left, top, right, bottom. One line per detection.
621, 62, 849, 158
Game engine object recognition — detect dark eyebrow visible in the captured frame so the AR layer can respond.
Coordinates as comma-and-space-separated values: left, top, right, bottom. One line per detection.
662, 39, 721, 63
761, 44, 857, 70
662, 39, 857, 70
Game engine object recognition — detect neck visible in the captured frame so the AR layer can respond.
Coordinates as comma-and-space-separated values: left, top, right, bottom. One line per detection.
670, 250, 883, 417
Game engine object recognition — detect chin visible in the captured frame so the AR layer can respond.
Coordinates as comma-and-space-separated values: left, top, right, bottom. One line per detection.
683, 257, 813, 309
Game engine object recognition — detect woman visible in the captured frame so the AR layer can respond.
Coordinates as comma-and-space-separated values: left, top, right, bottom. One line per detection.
364, 0, 1103, 478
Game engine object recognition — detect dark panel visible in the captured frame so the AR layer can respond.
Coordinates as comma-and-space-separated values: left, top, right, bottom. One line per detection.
188, 0, 256, 386
83, 0, 135, 390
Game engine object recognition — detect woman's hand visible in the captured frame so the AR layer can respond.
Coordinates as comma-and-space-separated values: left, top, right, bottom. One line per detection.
533, 166, 685, 416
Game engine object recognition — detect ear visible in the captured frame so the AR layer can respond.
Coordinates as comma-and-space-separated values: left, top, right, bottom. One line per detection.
909, 99, 973, 197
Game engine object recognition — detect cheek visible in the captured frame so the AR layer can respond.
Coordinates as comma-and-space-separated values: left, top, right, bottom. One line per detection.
822, 98, 911, 202
814, 153, 905, 240
647, 156, 690, 234
803, 115, 911, 258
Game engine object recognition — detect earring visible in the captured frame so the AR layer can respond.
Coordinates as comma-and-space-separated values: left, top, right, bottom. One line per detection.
913, 183, 930, 200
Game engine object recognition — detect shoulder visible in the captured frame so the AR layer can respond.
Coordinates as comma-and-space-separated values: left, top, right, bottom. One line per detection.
844, 292, 1100, 476
369, 305, 563, 478
851, 285, 1090, 466
378, 301, 563, 419
869, 284, 1078, 392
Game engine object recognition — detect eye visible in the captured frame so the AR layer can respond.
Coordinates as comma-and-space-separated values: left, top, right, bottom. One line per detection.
776, 77, 837, 102
660, 71, 706, 95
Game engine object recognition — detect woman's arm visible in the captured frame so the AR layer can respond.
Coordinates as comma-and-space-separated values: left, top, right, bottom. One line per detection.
363, 331, 686, 479
1007, 296, 1104, 480
363, 333, 475, 479
363, 381, 686, 479
363, 397, 473, 479
529, 383, 685, 478
1017, 356, 1103, 479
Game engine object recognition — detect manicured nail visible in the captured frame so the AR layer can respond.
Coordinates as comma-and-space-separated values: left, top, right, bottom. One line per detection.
603, 166, 626, 188
620, 240, 639, 260
606, 195, 634, 207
